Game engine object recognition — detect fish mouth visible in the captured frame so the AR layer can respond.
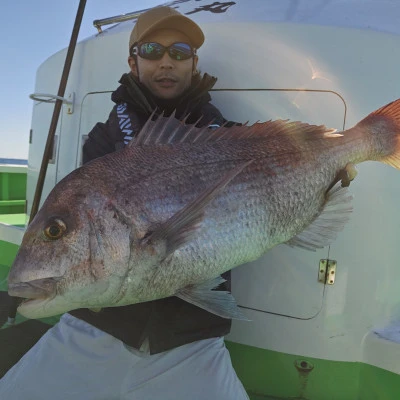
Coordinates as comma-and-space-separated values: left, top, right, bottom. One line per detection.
8, 277, 58, 306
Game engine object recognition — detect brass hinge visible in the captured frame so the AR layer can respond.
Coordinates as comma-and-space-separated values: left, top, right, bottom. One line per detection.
318, 259, 336, 285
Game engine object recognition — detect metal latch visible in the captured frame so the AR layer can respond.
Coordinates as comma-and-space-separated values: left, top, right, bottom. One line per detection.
318, 259, 336, 285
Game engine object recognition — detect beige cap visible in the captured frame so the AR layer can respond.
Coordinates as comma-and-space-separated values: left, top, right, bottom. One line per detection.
129, 6, 205, 51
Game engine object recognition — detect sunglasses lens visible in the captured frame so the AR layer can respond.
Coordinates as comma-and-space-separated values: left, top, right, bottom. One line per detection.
139, 43, 165, 60
169, 43, 193, 60
137, 42, 193, 61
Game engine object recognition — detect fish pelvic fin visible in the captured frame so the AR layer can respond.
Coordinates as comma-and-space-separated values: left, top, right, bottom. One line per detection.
355, 98, 400, 169
175, 276, 249, 321
287, 183, 353, 251
143, 161, 253, 256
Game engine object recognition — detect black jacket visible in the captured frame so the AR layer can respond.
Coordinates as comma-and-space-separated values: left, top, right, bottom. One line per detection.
70, 73, 232, 354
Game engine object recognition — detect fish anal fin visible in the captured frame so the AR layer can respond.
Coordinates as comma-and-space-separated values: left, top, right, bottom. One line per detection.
175, 276, 250, 321
287, 183, 353, 251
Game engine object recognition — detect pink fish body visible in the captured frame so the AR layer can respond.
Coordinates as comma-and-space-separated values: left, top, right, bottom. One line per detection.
8, 99, 400, 319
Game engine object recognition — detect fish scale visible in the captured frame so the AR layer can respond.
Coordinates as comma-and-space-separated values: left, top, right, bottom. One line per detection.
120, 156, 333, 300
7, 99, 400, 319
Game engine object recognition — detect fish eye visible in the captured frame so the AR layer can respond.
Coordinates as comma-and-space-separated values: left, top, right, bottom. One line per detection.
43, 218, 67, 240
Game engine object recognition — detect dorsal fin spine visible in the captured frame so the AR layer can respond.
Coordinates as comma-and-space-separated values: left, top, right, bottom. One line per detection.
132, 112, 336, 147
131, 109, 157, 146
156, 112, 176, 145
144, 111, 165, 145
193, 123, 213, 143
179, 116, 203, 143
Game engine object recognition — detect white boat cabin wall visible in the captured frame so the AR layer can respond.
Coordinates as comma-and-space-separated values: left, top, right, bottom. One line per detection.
27, 0, 400, 378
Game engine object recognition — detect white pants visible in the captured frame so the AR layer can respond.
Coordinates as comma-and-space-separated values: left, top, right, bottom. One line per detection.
0, 313, 249, 400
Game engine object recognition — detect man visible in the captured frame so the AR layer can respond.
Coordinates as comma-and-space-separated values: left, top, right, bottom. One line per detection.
0, 6, 249, 400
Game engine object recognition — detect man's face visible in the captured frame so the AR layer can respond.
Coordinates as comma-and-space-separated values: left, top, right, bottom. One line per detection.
128, 29, 198, 99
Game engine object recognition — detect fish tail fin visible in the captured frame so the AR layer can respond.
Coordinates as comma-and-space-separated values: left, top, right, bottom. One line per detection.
356, 98, 400, 169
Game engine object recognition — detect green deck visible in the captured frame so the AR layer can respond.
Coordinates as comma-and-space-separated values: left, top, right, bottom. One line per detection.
226, 341, 400, 400
0, 213, 27, 227
0, 165, 28, 288
0, 168, 26, 215
0, 167, 59, 327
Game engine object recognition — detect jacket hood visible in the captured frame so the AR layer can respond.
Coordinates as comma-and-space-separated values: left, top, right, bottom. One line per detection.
112, 73, 218, 121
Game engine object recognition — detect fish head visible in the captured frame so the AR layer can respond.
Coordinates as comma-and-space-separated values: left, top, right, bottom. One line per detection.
8, 171, 133, 319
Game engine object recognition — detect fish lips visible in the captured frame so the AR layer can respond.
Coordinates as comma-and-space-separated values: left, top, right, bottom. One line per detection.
8, 277, 58, 303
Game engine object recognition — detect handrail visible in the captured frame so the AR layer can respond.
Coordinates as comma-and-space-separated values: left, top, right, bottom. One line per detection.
29, 92, 75, 114
29, 93, 73, 104
93, 8, 150, 33
211, 87, 348, 131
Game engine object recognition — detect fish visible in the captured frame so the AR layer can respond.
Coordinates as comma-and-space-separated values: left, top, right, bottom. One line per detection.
7, 99, 400, 320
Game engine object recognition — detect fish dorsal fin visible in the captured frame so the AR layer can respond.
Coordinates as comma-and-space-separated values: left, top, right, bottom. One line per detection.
286, 183, 353, 251
129, 112, 337, 147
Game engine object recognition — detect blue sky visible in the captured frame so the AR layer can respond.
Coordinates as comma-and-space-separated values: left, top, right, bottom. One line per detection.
0, 0, 162, 159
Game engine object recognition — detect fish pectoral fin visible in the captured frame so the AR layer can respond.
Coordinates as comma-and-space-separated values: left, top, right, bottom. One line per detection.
143, 161, 253, 255
175, 276, 250, 321
286, 183, 353, 251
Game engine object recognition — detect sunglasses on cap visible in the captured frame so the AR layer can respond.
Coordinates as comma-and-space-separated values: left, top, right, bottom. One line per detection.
131, 42, 196, 61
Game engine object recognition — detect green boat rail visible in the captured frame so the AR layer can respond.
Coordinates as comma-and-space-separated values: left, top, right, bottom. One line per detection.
0, 165, 27, 216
